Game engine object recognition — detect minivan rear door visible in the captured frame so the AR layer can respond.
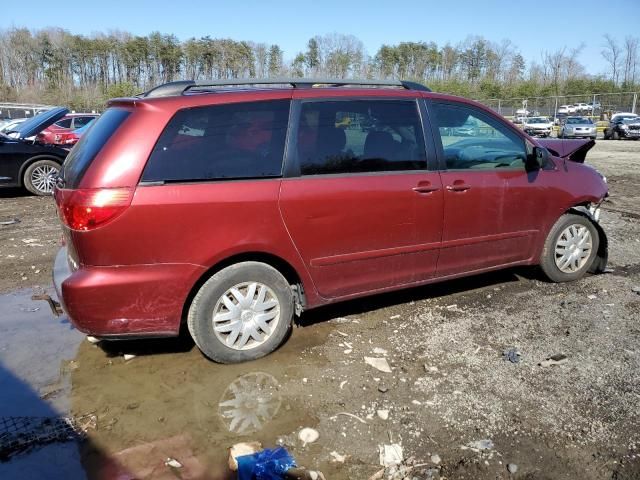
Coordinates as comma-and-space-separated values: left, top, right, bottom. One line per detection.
279, 96, 443, 299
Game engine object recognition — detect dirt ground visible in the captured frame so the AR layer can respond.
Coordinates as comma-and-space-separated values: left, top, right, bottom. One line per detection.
1, 139, 639, 480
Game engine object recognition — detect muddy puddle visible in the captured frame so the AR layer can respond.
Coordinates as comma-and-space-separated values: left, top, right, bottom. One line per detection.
0, 287, 336, 479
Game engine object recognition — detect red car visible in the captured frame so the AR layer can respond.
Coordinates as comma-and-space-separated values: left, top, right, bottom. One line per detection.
52, 79, 609, 363
38, 113, 98, 145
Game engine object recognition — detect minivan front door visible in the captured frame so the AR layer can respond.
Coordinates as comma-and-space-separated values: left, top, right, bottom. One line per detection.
279, 97, 443, 299
428, 101, 545, 276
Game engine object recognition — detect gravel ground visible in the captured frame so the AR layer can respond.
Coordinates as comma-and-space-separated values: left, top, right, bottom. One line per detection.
0, 139, 639, 480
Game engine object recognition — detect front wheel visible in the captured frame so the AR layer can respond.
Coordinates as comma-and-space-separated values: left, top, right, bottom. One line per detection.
24, 159, 60, 195
187, 262, 294, 363
540, 214, 599, 283
612, 130, 620, 140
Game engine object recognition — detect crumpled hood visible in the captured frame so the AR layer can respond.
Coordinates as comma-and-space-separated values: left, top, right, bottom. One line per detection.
536, 138, 595, 163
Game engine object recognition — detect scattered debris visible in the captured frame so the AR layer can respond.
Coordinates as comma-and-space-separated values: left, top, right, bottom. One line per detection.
229, 442, 262, 470
379, 444, 404, 467
0, 414, 96, 460
330, 412, 367, 424
367, 468, 385, 480
539, 354, 568, 367
330, 451, 346, 463
503, 348, 521, 363
389, 315, 400, 319
335, 330, 349, 337
377, 384, 389, 393
123, 354, 136, 361
507, 463, 518, 474
0, 218, 20, 226
164, 457, 182, 468
424, 365, 438, 373
377, 410, 389, 420
632, 286, 640, 294
372, 347, 388, 355
364, 356, 392, 373
86, 336, 101, 344
412, 399, 422, 406
298, 427, 319, 446
430, 453, 441, 464
587, 294, 597, 300
466, 439, 494, 451
339, 380, 348, 389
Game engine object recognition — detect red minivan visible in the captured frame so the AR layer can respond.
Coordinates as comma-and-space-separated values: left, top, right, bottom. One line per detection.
53, 79, 609, 363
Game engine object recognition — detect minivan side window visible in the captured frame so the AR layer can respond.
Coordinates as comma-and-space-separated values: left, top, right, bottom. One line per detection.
296, 100, 427, 175
142, 100, 290, 183
430, 102, 527, 170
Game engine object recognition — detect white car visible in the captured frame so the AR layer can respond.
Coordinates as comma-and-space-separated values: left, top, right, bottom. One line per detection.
0, 117, 27, 134
523, 116, 553, 137
515, 108, 530, 116
574, 103, 592, 113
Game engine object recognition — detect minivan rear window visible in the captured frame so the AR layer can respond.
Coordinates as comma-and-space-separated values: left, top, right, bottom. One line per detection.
61, 108, 130, 188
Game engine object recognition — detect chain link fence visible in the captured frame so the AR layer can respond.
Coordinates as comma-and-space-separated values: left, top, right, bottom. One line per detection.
480, 92, 638, 121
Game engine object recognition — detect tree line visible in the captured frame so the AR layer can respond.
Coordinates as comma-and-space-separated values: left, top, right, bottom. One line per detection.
0, 27, 638, 111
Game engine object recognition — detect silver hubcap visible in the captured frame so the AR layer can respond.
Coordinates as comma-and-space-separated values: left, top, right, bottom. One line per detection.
212, 282, 280, 350
554, 224, 592, 273
31, 165, 58, 194
218, 372, 281, 434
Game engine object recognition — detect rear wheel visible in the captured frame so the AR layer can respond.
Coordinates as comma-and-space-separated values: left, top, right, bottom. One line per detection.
540, 214, 599, 283
187, 262, 294, 363
24, 159, 60, 196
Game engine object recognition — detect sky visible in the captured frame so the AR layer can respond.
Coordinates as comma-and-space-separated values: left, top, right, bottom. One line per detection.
3, 0, 639, 76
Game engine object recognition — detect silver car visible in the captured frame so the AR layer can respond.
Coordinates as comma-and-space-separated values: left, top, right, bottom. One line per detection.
559, 117, 596, 139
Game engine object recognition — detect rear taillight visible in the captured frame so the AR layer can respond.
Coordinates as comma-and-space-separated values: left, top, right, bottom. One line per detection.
54, 187, 133, 231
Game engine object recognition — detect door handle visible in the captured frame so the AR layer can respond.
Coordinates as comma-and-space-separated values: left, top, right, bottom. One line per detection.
413, 185, 440, 194
413, 181, 439, 194
446, 181, 471, 192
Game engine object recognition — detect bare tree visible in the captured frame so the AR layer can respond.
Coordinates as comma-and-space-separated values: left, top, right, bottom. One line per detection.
602, 34, 621, 85
623, 36, 639, 86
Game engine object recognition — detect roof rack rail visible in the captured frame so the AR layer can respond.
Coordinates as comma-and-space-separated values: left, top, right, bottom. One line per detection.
138, 78, 431, 97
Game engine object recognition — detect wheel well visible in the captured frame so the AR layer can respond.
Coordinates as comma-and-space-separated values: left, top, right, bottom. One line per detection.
17, 155, 64, 186
567, 204, 609, 273
180, 252, 305, 325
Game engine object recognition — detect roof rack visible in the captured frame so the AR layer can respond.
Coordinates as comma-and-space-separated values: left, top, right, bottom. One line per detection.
139, 78, 431, 98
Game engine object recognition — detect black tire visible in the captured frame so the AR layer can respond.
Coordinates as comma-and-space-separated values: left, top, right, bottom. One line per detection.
590, 136, 596, 140
23, 159, 60, 196
612, 130, 619, 140
603, 130, 610, 140
540, 214, 599, 283
187, 261, 294, 363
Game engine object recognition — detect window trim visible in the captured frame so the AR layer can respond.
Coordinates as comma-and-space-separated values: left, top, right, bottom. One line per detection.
426, 99, 528, 172
283, 97, 431, 179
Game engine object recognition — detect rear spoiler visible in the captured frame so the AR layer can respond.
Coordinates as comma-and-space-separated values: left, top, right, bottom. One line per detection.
536, 138, 595, 164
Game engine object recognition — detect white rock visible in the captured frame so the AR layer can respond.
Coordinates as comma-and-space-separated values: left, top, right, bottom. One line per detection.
412, 400, 422, 406
364, 357, 391, 373
431, 454, 441, 464
372, 347, 388, 355
377, 409, 390, 420
467, 439, 494, 450
123, 354, 136, 361
86, 336, 100, 344
164, 458, 182, 468
330, 451, 346, 463
298, 427, 319, 446
507, 463, 518, 473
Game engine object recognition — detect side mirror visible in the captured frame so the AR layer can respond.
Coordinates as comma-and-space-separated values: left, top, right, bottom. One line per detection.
527, 146, 548, 170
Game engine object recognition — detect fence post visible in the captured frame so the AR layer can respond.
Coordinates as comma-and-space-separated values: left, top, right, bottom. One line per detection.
633, 92, 638, 114
498, 99, 501, 115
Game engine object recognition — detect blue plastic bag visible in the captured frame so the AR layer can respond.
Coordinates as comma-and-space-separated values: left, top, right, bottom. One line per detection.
237, 447, 297, 480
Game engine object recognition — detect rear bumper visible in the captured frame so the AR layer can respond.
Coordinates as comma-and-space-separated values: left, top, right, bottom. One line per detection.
53, 247, 205, 337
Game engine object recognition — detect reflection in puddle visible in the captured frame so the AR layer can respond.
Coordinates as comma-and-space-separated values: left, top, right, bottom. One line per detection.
218, 372, 281, 434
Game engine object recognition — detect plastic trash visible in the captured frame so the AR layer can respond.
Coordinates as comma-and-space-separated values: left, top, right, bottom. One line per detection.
237, 447, 297, 480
